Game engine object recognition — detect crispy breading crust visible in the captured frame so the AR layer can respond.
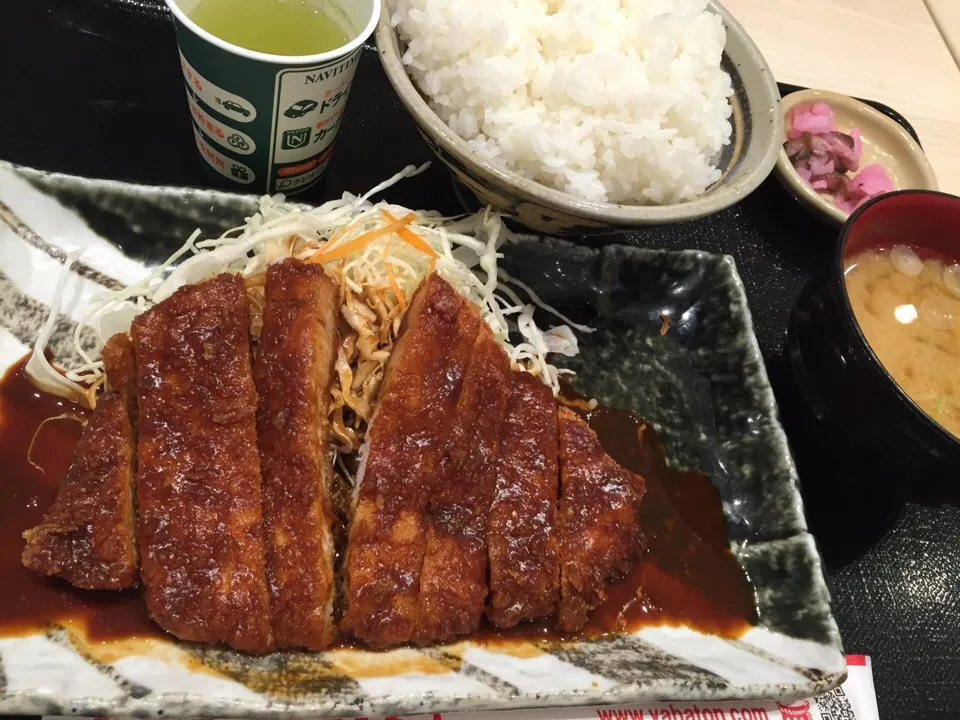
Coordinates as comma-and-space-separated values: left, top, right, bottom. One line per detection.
341, 274, 481, 649
485, 371, 560, 628
21, 333, 139, 590
416, 324, 511, 644
557, 406, 645, 633
254, 259, 340, 650
132, 273, 273, 652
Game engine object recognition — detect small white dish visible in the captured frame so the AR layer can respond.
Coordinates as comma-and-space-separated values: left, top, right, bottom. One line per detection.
775, 89, 937, 225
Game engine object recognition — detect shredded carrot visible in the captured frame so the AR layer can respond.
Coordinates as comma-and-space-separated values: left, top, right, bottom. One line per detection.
308, 213, 415, 265
390, 272, 406, 309
382, 240, 407, 311
304, 231, 350, 263
298, 226, 345, 260
326, 224, 349, 246
381, 210, 438, 259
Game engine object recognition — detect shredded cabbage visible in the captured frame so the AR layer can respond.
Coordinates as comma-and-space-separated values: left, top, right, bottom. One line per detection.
24, 250, 101, 409
26, 164, 588, 451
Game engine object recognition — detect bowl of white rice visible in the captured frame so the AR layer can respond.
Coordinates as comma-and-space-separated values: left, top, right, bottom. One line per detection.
377, 0, 782, 234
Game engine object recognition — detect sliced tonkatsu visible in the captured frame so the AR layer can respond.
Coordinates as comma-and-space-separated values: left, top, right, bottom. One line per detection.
416, 322, 512, 645
486, 371, 561, 628
254, 259, 340, 651
341, 273, 482, 649
557, 406, 646, 633
132, 273, 273, 652
21, 333, 139, 590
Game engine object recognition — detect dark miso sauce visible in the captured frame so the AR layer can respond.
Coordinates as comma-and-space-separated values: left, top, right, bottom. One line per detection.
564, 383, 757, 639
0, 356, 754, 648
0, 357, 159, 642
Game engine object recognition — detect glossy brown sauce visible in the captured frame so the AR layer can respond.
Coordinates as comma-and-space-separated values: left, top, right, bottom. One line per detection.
0, 357, 161, 642
572, 390, 757, 638
0, 357, 754, 650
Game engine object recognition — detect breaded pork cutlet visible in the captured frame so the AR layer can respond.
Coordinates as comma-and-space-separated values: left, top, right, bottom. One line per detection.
254, 259, 340, 651
416, 323, 511, 645
22, 333, 138, 590
341, 273, 482, 649
485, 371, 560, 628
557, 406, 645, 633
132, 273, 273, 652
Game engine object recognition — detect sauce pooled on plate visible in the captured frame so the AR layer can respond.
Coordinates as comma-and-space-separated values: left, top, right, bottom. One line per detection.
0, 357, 756, 648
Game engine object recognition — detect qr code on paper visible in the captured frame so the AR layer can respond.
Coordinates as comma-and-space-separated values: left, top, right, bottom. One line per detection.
815, 686, 857, 720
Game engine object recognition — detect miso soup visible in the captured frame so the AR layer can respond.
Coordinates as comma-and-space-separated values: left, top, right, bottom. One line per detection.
844, 245, 960, 439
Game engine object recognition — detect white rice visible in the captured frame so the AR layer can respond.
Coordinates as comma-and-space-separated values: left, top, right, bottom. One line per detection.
391, 0, 734, 206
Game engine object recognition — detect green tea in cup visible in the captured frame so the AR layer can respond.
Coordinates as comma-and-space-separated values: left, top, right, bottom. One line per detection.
165, 0, 379, 194
188, 0, 349, 56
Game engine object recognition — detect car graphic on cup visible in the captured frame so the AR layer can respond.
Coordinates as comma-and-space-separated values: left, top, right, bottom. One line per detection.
221, 99, 251, 117
284, 99, 320, 118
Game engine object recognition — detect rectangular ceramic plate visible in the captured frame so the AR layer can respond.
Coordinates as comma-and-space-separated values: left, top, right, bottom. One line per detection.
0, 161, 845, 718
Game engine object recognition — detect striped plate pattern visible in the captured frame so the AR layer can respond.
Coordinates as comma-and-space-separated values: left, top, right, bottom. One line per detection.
0, 162, 845, 718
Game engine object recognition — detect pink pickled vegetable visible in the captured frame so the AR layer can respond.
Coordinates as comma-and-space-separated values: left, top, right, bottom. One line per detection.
823, 133, 860, 172
851, 128, 863, 159
850, 163, 894, 195
834, 187, 867, 214
788, 104, 838, 139
809, 155, 835, 177
782, 100, 893, 214
833, 165, 894, 213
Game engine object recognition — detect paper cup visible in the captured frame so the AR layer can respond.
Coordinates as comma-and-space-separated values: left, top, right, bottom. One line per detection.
165, 0, 379, 194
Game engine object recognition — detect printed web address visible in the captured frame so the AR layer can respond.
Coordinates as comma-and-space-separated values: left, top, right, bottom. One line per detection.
597, 707, 771, 720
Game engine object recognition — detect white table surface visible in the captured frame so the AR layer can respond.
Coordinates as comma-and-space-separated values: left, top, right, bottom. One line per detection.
723, 0, 960, 195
